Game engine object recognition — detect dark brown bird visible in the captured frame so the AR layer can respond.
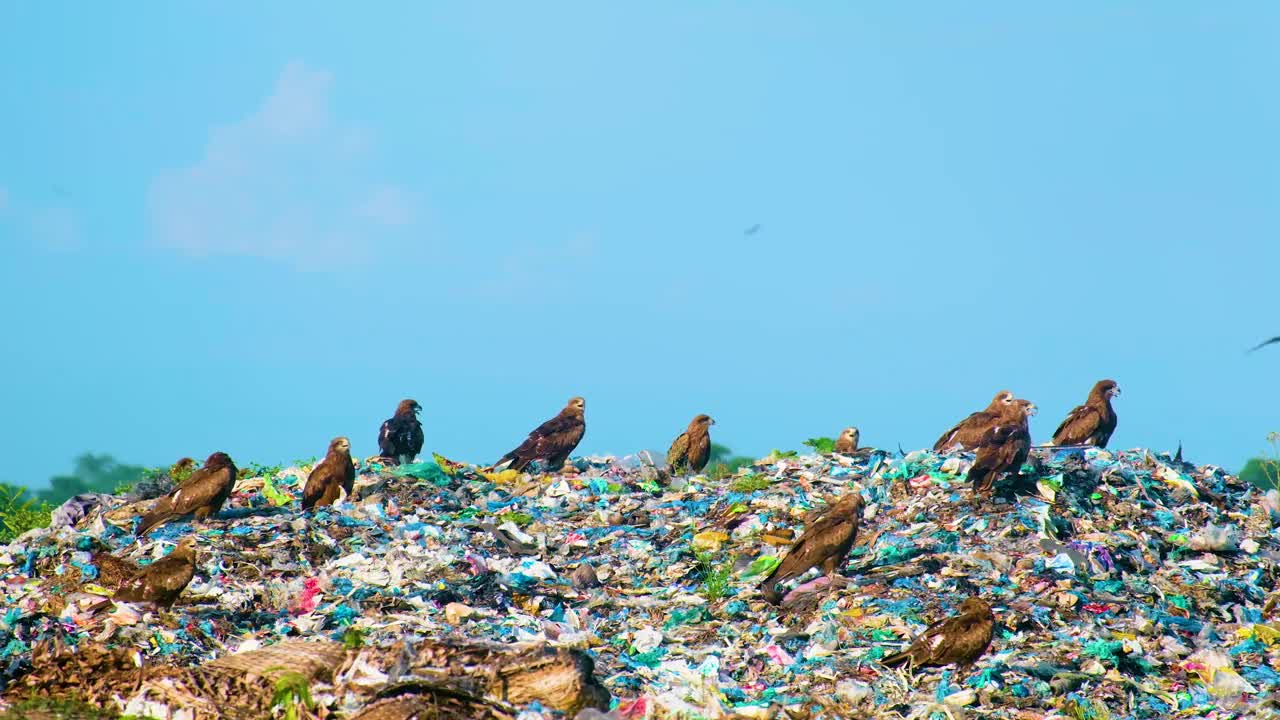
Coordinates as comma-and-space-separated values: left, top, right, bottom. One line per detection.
834, 427, 860, 454
496, 397, 586, 472
135, 452, 238, 536
881, 597, 995, 672
967, 399, 1035, 494
113, 537, 199, 607
667, 414, 715, 474
88, 542, 139, 590
378, 399, 424, 466
933, 391, 1016, 452
1051, 379, 1120, 448
302, 437, 356, 510
760, 493, 865, 605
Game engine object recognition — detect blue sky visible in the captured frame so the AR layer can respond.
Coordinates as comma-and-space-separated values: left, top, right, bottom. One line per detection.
2, 4, 1278, 488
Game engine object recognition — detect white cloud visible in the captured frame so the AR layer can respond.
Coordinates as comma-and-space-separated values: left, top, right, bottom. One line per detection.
148, 61, 419, 267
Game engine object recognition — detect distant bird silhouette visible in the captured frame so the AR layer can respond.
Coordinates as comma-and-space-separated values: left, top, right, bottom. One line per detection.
744, 224, 761, 236
1248, 336, 1280, 353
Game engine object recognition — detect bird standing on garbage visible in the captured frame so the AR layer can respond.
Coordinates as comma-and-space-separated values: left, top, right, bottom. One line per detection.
834, 427, 860, 454
112, 537, 200, 608
302, 437, 356, 510
667, 414, 715, 474
933, 391, 1016, 452
967, 399, 1035, 494
496, 396, 586, 472
759, 493, 864, 605
881, 597, 995, 672
378, 399, 425, 466
1051, 379, 1120, 448
135, 452, 238, 536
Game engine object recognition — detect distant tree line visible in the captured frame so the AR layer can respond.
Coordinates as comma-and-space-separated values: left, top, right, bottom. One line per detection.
1, 453, 146, 506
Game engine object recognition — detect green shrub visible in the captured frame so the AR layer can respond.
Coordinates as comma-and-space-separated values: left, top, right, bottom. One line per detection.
0, 486, 52, 544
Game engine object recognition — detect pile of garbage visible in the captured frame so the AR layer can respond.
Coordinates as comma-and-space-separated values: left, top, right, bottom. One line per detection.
3, 444, 1280, 719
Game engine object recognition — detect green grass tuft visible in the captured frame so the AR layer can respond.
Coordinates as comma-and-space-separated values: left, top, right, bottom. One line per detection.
729, 473, 771, 493
695, 550, 732, 602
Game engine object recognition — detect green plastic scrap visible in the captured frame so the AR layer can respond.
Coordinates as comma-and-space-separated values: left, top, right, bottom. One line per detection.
260, 475, 292, 507
392, 461, 450, 486
743, 555, 781, 577
1082, 640, 1124, 664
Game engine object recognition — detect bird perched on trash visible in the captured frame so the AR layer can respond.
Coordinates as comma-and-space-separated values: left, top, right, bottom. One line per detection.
302, 437, 356, 510
87, 541, 140, 590
1051, 379, 1120, 448
881, 597, 995, 673
667, 414, 715, 475
834, 427, 860, 454
495, 396, 586, 472
112, 537, 200, 608
967, 399, 1035, 494
135, 452, 238, 536
378, 399, 425, 466
759, 493, 865, 605
933, 391, 1017, 453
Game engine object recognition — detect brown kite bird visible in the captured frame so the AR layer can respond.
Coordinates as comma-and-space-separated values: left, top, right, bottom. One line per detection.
378, 399, 424, 466
496, 397, 586, 472
113, 537, 200, 608
667, 414, 715, 474
302, 437, 356, 510
881, 597, 995, 672
1051, 379, 1120, 448
967, 399, 1035, 494
933, 391, 1016, 453
834, 427, 860, 454
89, 542, 140, 590
759, 493, 865, 605
135, 452, 238, 536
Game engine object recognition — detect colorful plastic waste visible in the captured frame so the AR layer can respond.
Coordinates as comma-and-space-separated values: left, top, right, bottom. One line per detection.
2, 445, 1279, 718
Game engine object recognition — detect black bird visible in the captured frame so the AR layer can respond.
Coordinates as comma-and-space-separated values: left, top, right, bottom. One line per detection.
1248, 336, 1280, 353
378, 399, 424, 466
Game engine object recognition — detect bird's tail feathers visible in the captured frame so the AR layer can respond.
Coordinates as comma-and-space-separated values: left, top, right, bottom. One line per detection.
880, 650, 912, 668
134, 511, 169, 537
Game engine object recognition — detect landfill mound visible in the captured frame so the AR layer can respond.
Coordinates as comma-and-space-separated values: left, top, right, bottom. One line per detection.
3, 445, 1280, 719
